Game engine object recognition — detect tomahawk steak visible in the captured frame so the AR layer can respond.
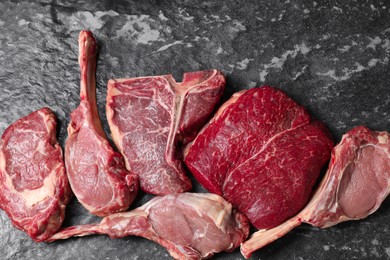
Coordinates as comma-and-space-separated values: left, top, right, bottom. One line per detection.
106, 70, 225, 195
240, 126, 390, 258
65, 31, 138, 216
184, 86, 334, 229
47, 193, 249, 259
0, 107, 72, 242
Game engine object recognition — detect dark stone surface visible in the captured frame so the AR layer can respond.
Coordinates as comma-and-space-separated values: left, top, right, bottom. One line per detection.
1, 0, 389, 259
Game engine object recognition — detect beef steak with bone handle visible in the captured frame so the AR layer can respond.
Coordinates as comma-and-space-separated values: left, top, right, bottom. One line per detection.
106, 70, 225, 195
184, 86, 334, 230
241, 126, 390, 258
47, 193, 250, 260
65, 31, 138, 217
0, 107, 72, 242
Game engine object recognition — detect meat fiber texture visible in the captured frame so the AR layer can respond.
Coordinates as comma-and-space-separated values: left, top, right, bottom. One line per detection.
0, 107, 72, 242
106, 70, 225, 195
65, 31, 138, 217
184, 86, 334, 230
47, 193, 250, 260
240, 126, 390, 258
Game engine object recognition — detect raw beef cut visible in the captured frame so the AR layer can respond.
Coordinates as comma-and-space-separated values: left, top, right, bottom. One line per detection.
47, 193, 250, 259
0, 107, 72, 242
106, 70, 225, 195
184, 86, 334, 229
241, 126, 390, 258
65, 31, 138, 216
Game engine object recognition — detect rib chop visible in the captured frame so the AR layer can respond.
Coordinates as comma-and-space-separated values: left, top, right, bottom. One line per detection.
184, 86, 334, 229
0, 107, 71, 242
106, 70, 225, 195
47, 193, 249, 259
65, 31, 138, 216
241, 126, 390, 258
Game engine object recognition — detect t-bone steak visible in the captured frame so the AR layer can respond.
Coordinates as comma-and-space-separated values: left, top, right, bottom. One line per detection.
65, 31, 138, 216
0, 107, 72, 242
184, 86, 334, 229
106, 70, 225, 195
241, 126, 390, 258
47, 193, 249, 259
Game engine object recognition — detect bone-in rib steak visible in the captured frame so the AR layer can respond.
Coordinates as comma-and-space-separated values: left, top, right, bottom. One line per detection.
47, 193, 249, 259
65, 31, 138, 216
0, 107, 72, 242
106, 70, 225, 195
241, 126, 390, 258
184, 86, 334, 229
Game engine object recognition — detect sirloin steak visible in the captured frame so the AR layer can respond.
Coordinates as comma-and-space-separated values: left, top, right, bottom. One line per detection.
184, 86, 334, 229
241, 126, 390, 258
0, 108, 71, 242
65, 31, 138, 216
106, 70, 225, 195
47, 193, 250, 260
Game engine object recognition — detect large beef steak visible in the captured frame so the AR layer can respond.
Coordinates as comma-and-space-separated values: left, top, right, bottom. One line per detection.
184, 86, 334, 229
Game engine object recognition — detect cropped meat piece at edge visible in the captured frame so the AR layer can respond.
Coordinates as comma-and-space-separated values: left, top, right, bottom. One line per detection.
0, 107, 72, 242
106, 70, 226, 195
241, 125, 390, 258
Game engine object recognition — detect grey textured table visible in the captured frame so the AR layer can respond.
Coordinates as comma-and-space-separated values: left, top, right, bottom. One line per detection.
1, 1, 389, 259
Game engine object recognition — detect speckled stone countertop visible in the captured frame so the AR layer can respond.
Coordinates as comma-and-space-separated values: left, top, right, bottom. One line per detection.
0, 1, 389, 259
